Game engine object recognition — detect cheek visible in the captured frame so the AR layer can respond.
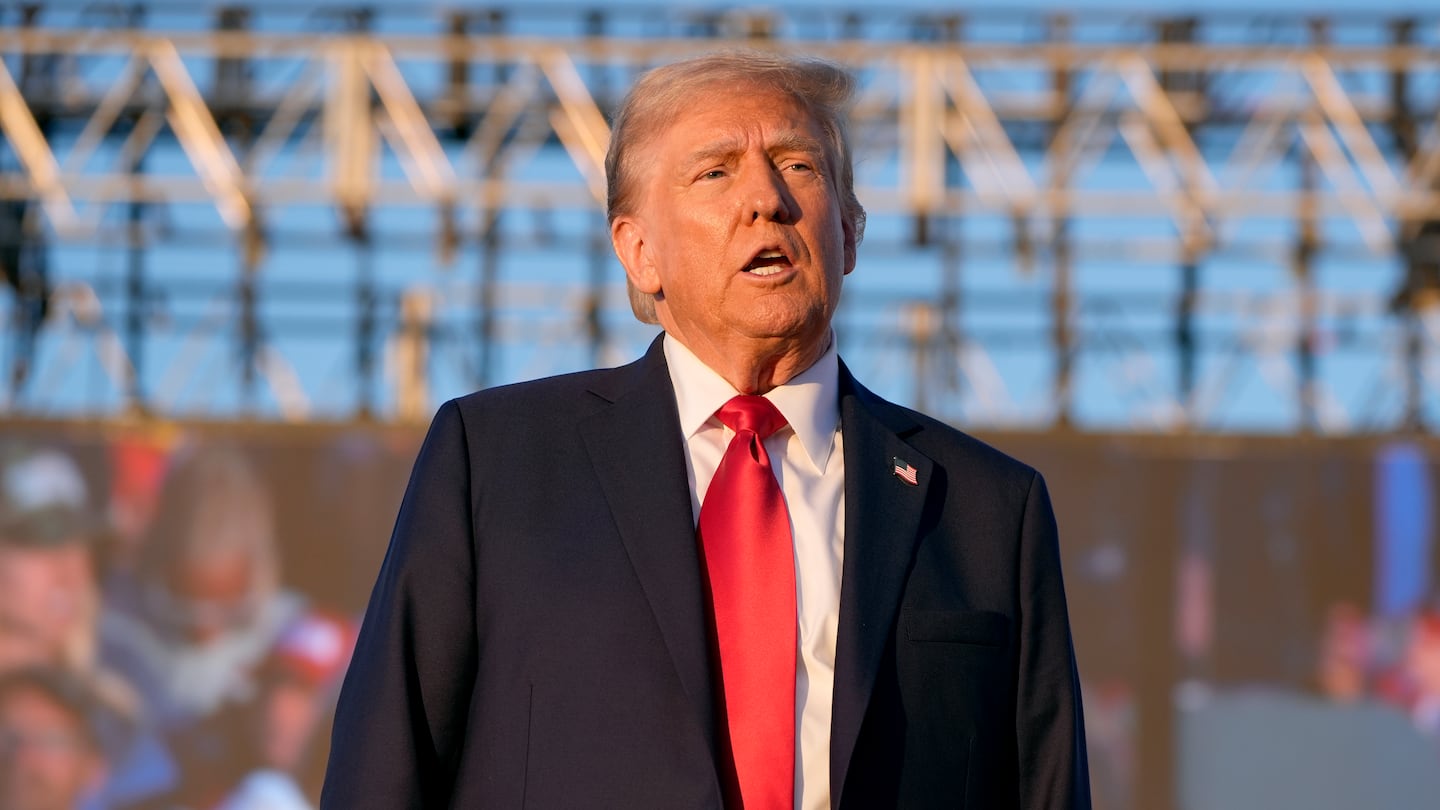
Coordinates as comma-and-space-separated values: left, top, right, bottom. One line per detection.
61, 553, 93, 590
0, 635, 46, 670
652, 241, 714, 296
664, 202, 733, 251
0, 561, 41, 598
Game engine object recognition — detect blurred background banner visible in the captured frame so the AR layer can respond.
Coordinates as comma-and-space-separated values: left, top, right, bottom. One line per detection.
2, 422, 1438, 809
3, 1, 1440, 809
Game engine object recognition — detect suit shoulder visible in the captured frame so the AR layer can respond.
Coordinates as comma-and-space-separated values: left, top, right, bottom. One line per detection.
447, 365, 615, 417
437, 353, 653, 423
918, 409, 1036, 479
842, 362, 1038, 485
871, 396, 1040, 487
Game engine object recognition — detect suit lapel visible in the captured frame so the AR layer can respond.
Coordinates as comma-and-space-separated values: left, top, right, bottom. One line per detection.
830, 364, 934, 805
578, 336, 717, 753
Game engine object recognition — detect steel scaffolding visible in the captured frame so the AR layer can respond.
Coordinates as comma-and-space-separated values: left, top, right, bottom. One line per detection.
2, 3, 1439, 430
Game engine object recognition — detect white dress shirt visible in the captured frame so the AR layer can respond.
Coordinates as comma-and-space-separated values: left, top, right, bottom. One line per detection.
663, 334, 845, 810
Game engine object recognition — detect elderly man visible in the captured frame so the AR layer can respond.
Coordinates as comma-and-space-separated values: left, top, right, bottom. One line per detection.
323, 52, 1090, 809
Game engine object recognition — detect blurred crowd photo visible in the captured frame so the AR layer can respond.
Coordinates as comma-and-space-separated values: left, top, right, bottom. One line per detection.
2, 427, 1437, 810
0, 428, 411, 810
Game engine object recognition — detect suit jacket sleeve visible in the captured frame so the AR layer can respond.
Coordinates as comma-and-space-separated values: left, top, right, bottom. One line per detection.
1016, 471, 1092, 809
321, 400, 477, 809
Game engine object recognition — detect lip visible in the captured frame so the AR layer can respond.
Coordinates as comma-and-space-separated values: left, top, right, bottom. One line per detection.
738, 264, 797, 283
739, 244, 795, 277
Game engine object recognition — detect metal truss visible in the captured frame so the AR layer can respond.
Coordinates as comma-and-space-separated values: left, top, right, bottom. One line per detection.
2, 4, 1440, 431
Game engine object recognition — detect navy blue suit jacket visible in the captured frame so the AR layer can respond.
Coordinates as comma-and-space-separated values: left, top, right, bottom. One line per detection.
321, 336, 1090, 809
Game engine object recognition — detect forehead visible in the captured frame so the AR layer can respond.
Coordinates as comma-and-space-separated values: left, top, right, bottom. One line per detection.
654, 83, 827, 156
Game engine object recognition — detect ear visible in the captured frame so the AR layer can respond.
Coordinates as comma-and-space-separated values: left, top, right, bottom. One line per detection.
611, 216, 662, 295
841, 215, 858, 276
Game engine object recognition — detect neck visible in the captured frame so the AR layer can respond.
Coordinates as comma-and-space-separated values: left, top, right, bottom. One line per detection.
665, 330, 829, 395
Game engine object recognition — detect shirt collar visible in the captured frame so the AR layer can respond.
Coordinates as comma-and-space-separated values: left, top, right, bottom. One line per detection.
663, 333, 840, 474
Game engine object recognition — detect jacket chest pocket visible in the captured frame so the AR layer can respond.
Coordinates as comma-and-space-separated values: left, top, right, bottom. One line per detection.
898, 609, 1014, 739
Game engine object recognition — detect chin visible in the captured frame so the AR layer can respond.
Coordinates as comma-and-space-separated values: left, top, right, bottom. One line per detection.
738, 323, 818, 344
737, 305, 828, 340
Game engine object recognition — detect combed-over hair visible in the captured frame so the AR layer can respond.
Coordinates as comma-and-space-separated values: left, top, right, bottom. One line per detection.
605, 51, 867, 323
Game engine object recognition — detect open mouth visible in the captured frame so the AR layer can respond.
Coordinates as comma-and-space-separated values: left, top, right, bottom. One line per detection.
744, 249, 791, 277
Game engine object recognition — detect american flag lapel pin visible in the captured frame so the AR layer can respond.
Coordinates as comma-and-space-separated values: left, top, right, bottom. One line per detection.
892, 457, 919, 486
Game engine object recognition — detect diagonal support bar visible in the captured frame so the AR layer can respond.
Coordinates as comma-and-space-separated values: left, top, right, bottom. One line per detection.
366, 43, 459, 201
148, 39, 252, 230
538, 49, 610, 204
0, 59, 77, 231
1301, 56, 1402, 201
935, 54, 1038, 210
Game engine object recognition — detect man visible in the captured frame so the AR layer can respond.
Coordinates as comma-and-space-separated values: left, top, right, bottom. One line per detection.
323, 51, 1090, 809
0, 445, 99, 676
0, 667, 108, 810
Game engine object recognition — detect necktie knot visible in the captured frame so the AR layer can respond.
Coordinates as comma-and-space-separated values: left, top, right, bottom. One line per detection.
715, 395, 788, 440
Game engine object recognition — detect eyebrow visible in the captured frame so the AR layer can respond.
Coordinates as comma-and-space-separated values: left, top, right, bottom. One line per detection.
770, 132, 827, 162
679, 131, 828, 172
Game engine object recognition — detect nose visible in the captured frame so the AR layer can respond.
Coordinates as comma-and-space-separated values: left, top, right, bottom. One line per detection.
746, 164, 794, 224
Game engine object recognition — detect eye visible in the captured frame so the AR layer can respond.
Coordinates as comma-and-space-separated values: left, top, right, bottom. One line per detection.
785, 161, 815, 173
700, 168, 727, 180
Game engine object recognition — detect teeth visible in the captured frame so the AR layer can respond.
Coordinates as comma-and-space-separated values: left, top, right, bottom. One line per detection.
757, 250, 785, 259
750, 266, 784, 277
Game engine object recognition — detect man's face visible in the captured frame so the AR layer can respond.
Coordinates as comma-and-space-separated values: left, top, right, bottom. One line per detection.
0, 687, 101, 810
0, 544, 94, 672
156, 552, 257, 645
613, 84, 855, 366
256, 677, 324, 771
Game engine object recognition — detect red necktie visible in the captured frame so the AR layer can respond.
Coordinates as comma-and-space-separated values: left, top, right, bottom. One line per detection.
697, 395, 796, 810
